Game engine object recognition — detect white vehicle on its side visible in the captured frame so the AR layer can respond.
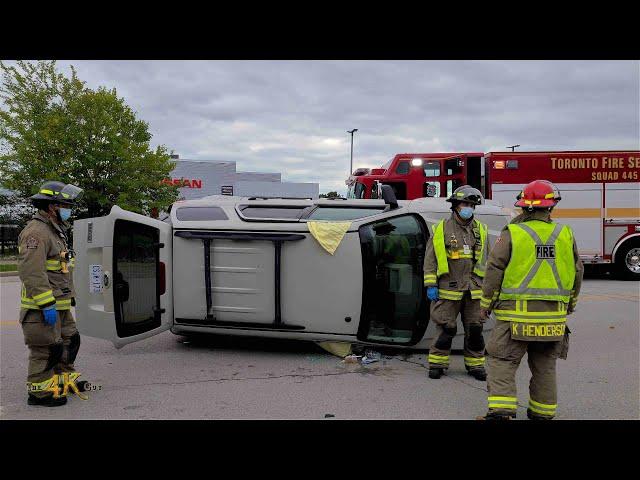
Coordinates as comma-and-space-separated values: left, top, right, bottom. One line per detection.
73, 187, 511, 349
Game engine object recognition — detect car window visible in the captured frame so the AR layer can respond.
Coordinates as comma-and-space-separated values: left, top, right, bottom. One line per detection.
306, 207, 385, 221
175, 206, 229, 221
238, 206, 307, 220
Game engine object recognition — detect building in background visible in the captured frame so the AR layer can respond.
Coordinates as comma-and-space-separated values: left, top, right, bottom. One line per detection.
165, 157, 319, 200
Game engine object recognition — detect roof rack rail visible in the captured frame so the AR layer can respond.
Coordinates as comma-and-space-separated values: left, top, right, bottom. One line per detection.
247, 196, 314, 200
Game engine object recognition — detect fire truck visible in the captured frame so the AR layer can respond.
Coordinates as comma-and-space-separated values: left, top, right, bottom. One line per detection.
346, 151, 640, 280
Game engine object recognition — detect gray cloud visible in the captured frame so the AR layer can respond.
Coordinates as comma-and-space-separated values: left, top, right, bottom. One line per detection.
5, 60, 640, 193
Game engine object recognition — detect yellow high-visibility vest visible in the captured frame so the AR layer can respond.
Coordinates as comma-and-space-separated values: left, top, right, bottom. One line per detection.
493, 220, 576, 324
431, 218, 488, 279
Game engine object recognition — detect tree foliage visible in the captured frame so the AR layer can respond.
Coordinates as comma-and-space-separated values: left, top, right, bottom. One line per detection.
319, 191, 342, 199
0, 60, 179, 218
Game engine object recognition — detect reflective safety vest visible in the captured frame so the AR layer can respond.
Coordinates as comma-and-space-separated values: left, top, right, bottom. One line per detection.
431, 218, 488, 279
494, 221, 575, 325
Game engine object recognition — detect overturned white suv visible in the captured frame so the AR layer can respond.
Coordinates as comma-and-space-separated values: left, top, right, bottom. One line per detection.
73, 188, 511, 350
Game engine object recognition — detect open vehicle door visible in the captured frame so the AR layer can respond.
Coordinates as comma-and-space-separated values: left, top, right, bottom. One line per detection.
73, 206, 172, 348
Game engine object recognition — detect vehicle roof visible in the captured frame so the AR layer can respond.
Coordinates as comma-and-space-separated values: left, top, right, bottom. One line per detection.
486, 150, 640, 155
169, 195, 510, 232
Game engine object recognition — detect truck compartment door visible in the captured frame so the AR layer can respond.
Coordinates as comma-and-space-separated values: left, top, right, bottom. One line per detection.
73, 206, 173, 348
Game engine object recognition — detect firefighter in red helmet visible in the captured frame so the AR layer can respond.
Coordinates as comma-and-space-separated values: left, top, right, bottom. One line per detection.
478, 180, 584, 420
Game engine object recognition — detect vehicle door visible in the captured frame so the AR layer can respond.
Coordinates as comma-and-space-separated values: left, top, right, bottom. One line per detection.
73, 206, 172, 348
355, 212, 429, 346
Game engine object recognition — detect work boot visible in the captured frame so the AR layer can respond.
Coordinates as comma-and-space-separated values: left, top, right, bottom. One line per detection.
527, 409, 553, 420
27, 394, 67, 407
467, 367, 487, 381
428, 368, 444, 379
476, 412, 514, 420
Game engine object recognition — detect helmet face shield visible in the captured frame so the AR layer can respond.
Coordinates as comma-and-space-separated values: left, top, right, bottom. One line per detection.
30, 182, 83, 206
446, 185, 484, 205
59, 184, 84, 202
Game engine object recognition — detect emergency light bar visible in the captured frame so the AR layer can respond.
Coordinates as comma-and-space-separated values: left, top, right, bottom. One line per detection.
411, 158, 423, 167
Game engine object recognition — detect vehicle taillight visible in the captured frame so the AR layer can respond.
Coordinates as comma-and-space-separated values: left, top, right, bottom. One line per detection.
159, 261, 166, 295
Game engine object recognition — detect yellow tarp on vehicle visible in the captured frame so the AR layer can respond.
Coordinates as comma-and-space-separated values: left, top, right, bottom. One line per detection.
307, 221, 352, 255
316, 341, 353, 358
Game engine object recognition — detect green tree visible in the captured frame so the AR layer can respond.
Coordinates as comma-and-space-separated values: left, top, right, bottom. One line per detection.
319, 191, 342, 199
0, 60, 179, 218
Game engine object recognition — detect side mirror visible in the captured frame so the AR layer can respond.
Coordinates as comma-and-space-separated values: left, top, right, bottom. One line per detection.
381, 184, 398, 210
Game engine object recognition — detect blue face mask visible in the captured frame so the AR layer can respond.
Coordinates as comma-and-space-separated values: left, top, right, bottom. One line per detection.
458, 206, 474, 220
58, 208, 72, 222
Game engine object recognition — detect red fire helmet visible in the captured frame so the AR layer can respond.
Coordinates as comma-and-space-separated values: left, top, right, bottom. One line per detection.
514, 180, 562, 208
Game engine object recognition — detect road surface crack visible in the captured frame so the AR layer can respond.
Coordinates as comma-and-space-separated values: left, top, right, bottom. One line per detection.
110, 370, 364, 389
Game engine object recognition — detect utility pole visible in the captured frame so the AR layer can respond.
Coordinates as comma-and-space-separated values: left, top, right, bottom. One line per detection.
347, 129, 358, 176
506, 144, 520, 152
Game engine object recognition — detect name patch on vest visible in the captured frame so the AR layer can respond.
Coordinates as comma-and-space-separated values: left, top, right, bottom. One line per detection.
510, 322, 565, 341
536, 245, 555, 259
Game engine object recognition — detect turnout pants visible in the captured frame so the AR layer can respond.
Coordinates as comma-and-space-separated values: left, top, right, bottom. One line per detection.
428, 291, 486, 372
20, 308, 80, 398
485, 321, 565, 419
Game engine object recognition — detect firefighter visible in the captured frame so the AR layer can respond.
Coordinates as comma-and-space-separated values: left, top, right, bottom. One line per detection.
478, 180, 584, 420
18, 180, 87, 406
423, 185, 489, 380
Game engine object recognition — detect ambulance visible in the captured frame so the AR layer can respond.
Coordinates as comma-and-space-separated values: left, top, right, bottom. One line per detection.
72, 188, 510, 349
347, 150, 640, 280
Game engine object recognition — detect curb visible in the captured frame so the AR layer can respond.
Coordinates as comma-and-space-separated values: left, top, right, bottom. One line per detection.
0, 271, 19, 277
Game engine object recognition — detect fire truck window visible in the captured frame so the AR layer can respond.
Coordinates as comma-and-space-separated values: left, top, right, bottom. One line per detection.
424, 181, 441, 197
358, 215, 427, 345
423, 161, 440, 177
175, 206, 228, 221
445, 158, 463, 175
354, 182, 366, 199
446, 179, 463, 198
396, 161, 410, 175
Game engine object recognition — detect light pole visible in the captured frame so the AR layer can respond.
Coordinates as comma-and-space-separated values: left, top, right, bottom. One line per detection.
506, 144, 520, 152
347, 129, 358, 175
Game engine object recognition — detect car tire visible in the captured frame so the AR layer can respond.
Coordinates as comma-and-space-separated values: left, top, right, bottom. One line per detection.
614, 239, 640, 281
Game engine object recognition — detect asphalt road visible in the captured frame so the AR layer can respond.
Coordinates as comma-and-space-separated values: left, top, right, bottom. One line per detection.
1, 271, 638, 420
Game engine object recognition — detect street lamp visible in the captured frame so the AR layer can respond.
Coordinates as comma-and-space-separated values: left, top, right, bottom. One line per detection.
506, 144, 520, 152
348, 129, 358, 175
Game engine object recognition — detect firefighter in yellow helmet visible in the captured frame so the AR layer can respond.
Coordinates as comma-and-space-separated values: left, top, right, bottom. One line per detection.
478, 180, 584, 420
423, 185, 490, 381
18, 180, 87, 406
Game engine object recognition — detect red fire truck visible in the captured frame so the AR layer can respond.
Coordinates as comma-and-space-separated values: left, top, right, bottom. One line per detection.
346, 151, 640, 279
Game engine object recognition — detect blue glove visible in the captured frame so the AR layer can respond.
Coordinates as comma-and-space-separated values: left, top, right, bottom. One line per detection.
43, 305, 58, 326
426, 287, 439, 301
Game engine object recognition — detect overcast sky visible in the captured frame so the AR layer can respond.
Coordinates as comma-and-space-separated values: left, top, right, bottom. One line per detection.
11, 61, 640, 194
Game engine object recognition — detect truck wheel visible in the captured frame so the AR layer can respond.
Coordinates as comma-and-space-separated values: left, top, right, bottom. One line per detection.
614, 239, 640, 281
